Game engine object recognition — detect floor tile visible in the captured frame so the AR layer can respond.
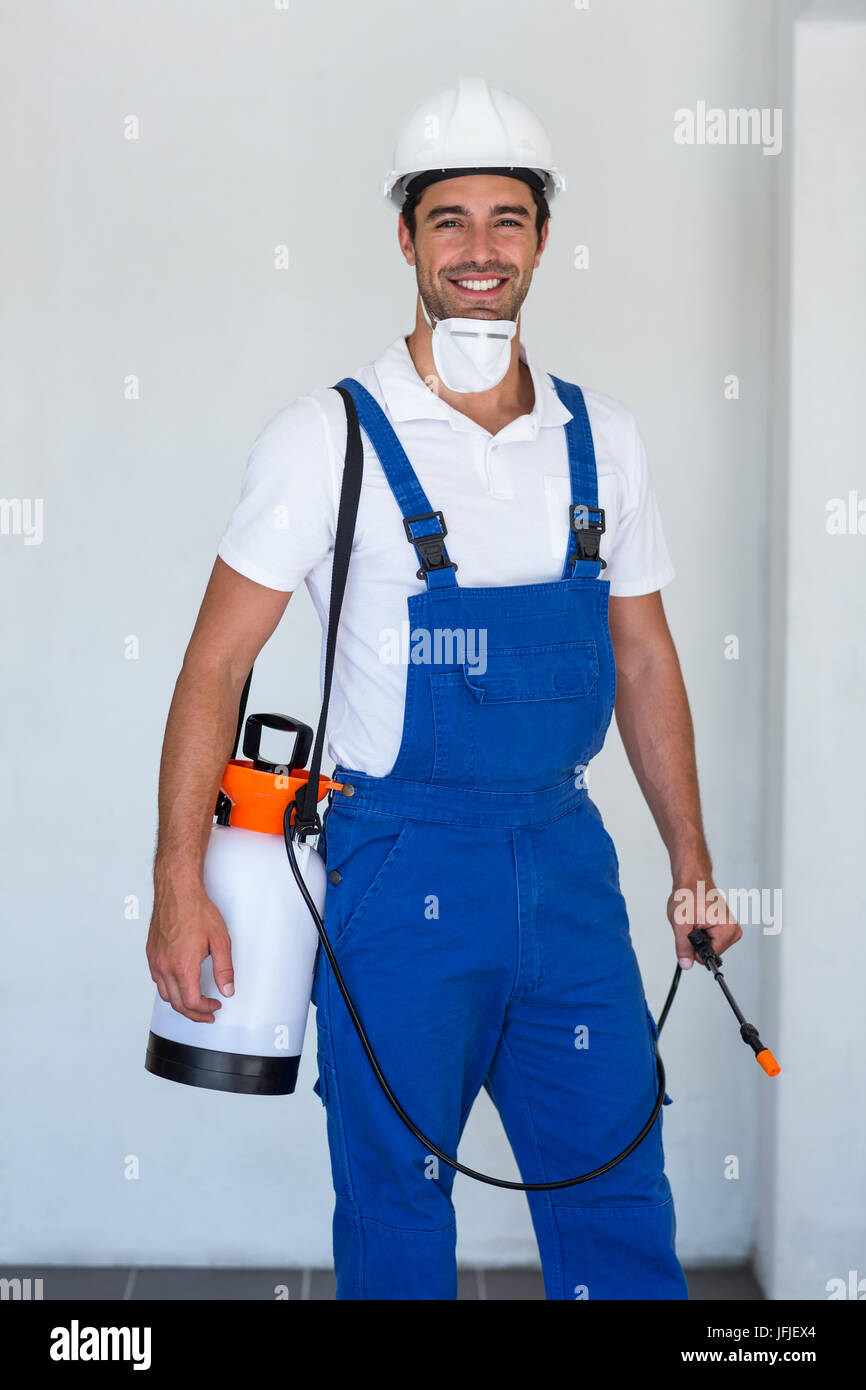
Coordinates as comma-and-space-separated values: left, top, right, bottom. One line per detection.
457, 1268, 480, 1300
684, 1266, 764, 1300
130, 1268, 303, 1300
481, 1268, 546, 1300
307, 1268, 336, 1300
0, 1266, 129, 1300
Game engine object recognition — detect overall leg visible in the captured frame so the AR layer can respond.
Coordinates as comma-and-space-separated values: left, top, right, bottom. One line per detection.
484, 803, 689, 1300
313, 806, 515, 1300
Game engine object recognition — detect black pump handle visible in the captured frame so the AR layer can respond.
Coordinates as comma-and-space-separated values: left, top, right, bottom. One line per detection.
242, 713, 314, 775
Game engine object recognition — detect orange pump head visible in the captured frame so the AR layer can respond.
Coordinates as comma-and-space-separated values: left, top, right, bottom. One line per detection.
220, 760, 342, 836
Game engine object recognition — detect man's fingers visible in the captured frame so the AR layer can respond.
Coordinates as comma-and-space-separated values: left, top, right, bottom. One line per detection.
174, 957, 221, 1016
179, 981, 222, 1016
673, 924, 696, 970
210, 932, 235, 998
705, 921, 743, 955
164, 970, 221, 1023
670, 881, 744, 973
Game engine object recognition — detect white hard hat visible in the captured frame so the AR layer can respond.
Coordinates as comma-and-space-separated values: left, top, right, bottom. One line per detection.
383, 76, 565, 208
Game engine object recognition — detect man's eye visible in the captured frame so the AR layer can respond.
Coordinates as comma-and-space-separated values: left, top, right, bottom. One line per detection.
433, 217, 525, 229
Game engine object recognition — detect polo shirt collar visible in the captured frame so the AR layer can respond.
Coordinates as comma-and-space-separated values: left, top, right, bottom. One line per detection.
372, 333, 572, 438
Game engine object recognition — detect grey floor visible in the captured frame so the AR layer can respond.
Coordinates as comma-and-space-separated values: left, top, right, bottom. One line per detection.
1, 1265, 763, 1300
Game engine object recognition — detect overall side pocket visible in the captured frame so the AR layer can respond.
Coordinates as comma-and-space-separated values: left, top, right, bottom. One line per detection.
325, 814, 416, 954
645, 1003, 674, 1107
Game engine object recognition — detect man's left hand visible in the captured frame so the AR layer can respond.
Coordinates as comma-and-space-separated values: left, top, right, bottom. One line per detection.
667, 875, 742, 969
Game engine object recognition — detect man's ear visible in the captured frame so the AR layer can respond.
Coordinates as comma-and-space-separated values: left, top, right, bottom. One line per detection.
534, 218, 550, 268
397, 213, 416, 267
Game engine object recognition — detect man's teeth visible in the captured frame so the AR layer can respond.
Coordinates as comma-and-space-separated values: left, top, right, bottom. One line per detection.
455, 278, 503, 291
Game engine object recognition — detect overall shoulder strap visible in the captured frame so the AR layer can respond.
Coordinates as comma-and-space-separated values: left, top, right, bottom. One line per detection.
547, 375, 605, 579
336, 377, 458, 588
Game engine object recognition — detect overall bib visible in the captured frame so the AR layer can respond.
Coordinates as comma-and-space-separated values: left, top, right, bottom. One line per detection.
311, 373, 688, 1302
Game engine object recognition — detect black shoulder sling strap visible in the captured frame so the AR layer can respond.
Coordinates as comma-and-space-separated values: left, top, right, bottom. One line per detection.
216, 384, 364, 837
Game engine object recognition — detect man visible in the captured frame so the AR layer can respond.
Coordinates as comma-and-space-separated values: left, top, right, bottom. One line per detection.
147, 77, 741, 1301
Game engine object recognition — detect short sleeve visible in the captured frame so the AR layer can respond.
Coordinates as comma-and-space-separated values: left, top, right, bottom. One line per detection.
604, 411, 676, 597
216, 394, 339, 592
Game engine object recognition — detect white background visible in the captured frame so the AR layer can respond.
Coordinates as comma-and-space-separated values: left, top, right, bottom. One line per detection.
1, 0, 863, 1299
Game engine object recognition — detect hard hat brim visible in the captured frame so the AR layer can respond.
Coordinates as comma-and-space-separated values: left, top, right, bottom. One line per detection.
384, 164, 565, 207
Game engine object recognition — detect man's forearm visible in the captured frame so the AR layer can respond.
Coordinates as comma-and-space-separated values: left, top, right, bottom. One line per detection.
612, 644, 711, 880
153, 659, 246, 886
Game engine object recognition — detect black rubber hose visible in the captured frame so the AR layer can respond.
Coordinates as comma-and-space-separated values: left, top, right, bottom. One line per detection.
284, 801, 681, 1193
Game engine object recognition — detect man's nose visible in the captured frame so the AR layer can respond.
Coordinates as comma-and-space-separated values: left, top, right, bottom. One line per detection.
461, 225, 500, 267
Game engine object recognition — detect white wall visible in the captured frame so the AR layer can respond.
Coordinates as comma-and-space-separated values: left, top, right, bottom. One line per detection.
757, 0, 866, 1301
1, 0, 799, 1273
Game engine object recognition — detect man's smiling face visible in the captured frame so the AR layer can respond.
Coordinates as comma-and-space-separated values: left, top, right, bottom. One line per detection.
399, 173, 549, 323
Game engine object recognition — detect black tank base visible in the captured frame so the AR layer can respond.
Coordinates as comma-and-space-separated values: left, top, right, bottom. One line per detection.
145, 1032, 300, 1096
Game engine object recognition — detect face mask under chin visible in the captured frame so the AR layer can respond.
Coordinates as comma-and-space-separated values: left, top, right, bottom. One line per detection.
417, 289, 519, 394
427, 314, 518, 394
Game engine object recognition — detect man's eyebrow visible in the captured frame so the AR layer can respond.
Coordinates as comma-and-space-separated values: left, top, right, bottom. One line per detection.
424, 202, 532, 222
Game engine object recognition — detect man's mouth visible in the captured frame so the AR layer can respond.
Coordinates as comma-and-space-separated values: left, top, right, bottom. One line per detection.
447, 276, 509, 297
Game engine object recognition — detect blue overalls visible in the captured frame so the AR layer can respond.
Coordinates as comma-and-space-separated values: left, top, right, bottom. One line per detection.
311, 372, 688, 1301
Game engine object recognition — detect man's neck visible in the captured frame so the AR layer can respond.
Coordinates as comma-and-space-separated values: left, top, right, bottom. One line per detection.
404, 305, 535, 435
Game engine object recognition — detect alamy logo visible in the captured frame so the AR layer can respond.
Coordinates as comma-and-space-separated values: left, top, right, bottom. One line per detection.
379, 622, 488, 675
826, 1271, 866, 1300
674, 102, 783, 156
826, 491, 866, 535
49, 1320, 152, 1370
0, 497, 43, 544
672, 880, 782, 934
0, 1276, 43, 1299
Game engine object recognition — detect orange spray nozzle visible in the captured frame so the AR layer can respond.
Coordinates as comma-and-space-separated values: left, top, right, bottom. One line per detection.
687, 932, 781, 1080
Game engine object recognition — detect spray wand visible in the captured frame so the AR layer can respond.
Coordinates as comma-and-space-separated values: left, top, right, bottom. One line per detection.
685, 927, 780, 1076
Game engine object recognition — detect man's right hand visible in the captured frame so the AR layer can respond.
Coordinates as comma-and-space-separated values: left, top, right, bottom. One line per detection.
147, 876, 235, 1023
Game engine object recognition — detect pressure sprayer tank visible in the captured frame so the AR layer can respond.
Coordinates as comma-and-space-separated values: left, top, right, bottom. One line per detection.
145, 714, 339, 1096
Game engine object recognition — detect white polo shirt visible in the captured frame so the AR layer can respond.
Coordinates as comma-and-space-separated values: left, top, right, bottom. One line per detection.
217, 334, 675, 777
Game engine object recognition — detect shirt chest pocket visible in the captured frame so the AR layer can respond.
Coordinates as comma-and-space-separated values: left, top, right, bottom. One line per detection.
543, 472, 619, 568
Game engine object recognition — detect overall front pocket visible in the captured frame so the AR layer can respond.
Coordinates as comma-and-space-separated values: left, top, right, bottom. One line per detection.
430, 640, 601, 785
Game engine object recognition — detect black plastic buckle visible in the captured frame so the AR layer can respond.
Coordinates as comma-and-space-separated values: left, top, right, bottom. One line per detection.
403, 510, 458, 581
289, 786, 323, 842
568, 504, 607, 569
292, 807, 323, 842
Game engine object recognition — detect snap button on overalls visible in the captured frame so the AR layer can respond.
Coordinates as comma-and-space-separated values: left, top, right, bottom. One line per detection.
311, 373, 688, 1301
